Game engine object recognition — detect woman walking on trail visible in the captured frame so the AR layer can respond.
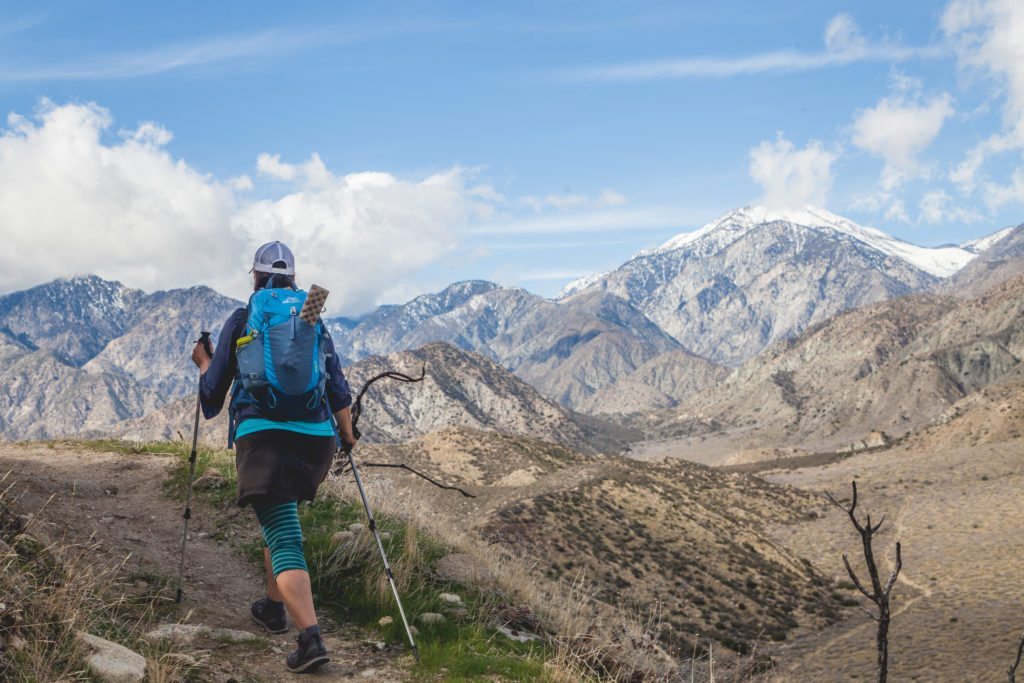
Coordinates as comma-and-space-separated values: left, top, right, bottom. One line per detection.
190, 241, 357, 674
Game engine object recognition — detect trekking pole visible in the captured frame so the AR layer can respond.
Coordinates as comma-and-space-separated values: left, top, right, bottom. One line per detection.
332, 366, 426, 662
176, 331, 212, 604
343, 440, 421, 662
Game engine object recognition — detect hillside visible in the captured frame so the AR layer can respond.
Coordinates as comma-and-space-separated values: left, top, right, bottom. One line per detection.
330, 283, 682, 409
634, 270, 1024, 460
356, 427, 848, 654
111, 342, 618, 453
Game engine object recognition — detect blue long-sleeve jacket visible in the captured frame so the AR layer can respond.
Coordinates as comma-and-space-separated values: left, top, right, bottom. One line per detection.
199, 307, 352, 429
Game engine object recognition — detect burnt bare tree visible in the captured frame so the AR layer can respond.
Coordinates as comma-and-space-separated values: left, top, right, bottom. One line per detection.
1009, 632, 1024, 683
825, 481, 902, 683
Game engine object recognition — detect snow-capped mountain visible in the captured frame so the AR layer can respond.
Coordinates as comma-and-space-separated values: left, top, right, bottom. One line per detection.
0, 275, 145, 366
558, 206, 984, 365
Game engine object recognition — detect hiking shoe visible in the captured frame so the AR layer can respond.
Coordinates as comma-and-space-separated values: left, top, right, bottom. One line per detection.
251, 597, 288, 634
287, 629, 330, 673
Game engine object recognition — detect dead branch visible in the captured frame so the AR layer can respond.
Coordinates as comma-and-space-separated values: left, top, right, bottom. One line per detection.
826, 481, 902, 683
1009, 631, 1024, 683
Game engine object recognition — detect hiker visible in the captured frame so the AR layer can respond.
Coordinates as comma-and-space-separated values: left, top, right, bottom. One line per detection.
190, 241, 357, 674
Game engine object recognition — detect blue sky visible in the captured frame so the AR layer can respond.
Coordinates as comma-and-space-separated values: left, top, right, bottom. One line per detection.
1, 1, 1022, 310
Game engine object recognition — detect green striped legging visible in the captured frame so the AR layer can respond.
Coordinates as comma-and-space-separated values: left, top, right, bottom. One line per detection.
254, 498, 308, 576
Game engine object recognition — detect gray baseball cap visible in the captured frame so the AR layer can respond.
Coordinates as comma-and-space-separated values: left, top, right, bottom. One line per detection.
251, 241, 296, 275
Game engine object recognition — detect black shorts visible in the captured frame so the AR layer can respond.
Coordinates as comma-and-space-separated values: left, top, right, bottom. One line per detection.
234, 430, 336, 507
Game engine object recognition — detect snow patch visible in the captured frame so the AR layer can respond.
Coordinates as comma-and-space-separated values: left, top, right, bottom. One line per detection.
960, 226, 1015, 254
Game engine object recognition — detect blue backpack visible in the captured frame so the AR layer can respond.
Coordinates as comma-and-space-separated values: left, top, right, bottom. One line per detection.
228, 286, 328, 444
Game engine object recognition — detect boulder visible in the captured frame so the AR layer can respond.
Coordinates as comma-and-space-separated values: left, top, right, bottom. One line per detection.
439, 592, 462, 604
77, 632, 146, 683
417, 613, 445, 625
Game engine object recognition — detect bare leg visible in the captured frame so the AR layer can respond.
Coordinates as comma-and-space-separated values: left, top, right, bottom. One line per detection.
275, 569, 318, 630
264, 547, 284, 602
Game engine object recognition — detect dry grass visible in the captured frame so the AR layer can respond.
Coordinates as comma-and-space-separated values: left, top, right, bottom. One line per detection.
0, 475, 186, 682
320, 468, 789, 682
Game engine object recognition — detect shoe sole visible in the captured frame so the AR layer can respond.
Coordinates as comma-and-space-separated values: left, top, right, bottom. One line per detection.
251, 612, 289, 635
288, 654, 330, 673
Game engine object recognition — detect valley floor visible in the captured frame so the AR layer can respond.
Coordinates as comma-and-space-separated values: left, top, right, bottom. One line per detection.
763, 437, 1024, 681
635, 431, 1024, 682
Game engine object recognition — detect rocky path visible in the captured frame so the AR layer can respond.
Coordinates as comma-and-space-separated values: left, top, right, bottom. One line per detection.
0, 442, 410, 682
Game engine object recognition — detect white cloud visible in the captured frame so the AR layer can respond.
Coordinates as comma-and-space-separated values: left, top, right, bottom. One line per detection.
233, 167, 488, 311
0, 100, 499, 312
943, 0, 1024, 190
595, 188, 628, 207
748, 135, 838, 209
981, 167, 1024, 210
521, 188, 627, 212
824, 14, 867, 53
851, 93, 954, 189
919, 189, 984, 223
256, 153, 299, 181
555, 14, 938, 83
0, 101, 240, 295
522, 193, 588, 211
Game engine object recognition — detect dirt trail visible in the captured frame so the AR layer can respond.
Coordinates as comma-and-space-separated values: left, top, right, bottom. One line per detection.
0, 442, 410, 682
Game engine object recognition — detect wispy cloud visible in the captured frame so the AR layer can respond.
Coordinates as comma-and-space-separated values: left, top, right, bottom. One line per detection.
517, 269, 590, 282
486, 235, 661, 250
0, 13, 47, 38
552, 14, 943, 83
472, 206, 705, 235
0, 21, 459, 81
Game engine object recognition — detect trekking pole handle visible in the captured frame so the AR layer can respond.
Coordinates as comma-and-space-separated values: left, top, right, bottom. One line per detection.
196, 331, 213, 357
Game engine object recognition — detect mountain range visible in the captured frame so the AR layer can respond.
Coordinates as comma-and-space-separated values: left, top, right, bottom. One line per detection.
0, 206, 1019, 444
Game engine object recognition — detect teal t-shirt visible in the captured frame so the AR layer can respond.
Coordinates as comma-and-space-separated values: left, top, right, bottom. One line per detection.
235, 417, 336, 440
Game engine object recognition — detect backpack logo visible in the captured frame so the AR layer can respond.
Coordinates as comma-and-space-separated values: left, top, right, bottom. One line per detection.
282, 296, 301, 304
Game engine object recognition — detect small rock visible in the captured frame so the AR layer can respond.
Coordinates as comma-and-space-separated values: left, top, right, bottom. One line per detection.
331, 531, 355, 546
439, 592, 462, 604
210, 627, 262, 644
372, 641, 387, 652
104, 485, 119, 496
417, 613, 445, 625
378, 616, 394, 627
9, 635, 27, 650
409, 626, 419, 637
77, 632, 146, 683
379, 531, 392, 540
445, 607, 469, 620
348, 523, 365, 533
99, 517, 115, 525
144, 624, 206, 645
360, 670, 379, 679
